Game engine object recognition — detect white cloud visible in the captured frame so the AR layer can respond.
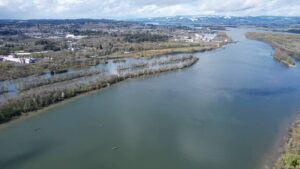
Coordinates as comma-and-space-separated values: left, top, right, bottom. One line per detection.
0, 0, 9, 7
0, 0, 299, 19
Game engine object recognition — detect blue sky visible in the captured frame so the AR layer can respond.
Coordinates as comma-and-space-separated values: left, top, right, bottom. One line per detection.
0, 0, 299, 19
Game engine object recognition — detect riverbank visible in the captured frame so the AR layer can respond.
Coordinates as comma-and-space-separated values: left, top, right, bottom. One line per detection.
0, 81, 121, 131
245, 31, 300, 169
273, 49, 296, 68
273, 115, 300, 169
245, 32, 299, 68
0, 55, 199, 124
108, 44, 221, 59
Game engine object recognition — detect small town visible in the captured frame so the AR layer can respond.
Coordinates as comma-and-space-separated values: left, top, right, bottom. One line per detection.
0, 20, 225, 66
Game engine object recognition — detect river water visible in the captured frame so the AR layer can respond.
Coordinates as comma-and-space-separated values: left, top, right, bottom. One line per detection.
1, 29, 300, 169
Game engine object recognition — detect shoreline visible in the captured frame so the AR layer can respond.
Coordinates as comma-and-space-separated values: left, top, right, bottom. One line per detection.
272, 114, 300, 169
245, 32, 298, 68
0, 55, 199, 123
0, 57, 198, 129
273, 57, 296, 68
262, 112, 300, 169
107, 45, 221, 59
0, 79, 118, 131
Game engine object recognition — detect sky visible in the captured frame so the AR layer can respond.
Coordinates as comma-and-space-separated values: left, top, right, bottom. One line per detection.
0, 0, 299, 19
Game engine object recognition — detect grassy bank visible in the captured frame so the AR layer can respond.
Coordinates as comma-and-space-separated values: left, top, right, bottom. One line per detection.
109, 44, 219, 58
245, 32, 300, 67
274, 118, 300, 169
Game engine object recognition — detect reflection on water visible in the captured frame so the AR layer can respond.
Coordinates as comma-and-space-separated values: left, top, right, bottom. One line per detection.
1, 28, 300, 169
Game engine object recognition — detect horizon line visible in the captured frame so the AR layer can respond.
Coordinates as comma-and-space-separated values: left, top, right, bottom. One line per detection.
0, 15, 300, 21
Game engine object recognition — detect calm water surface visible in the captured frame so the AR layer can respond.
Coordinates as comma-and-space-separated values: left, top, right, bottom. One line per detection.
1, 29, 300, 169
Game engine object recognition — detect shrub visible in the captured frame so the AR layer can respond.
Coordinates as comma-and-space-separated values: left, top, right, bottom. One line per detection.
282, 154, 300, 168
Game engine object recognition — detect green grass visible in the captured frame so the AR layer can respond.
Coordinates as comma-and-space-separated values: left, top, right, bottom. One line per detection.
108, 45, 218, 59
281, 154, 300, 169
274, 122, 300, 169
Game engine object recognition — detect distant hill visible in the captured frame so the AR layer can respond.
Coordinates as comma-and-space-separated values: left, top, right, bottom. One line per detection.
131, 16, 300, 27
1, 16, 300, 29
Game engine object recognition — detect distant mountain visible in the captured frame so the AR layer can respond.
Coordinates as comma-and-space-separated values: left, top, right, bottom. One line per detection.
132, 16, 300, 27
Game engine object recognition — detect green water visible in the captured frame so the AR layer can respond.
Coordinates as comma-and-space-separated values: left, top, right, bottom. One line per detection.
1, 29, 300, 169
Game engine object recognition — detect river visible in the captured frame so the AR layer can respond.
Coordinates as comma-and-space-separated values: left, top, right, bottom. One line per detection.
1, 28, 300, 169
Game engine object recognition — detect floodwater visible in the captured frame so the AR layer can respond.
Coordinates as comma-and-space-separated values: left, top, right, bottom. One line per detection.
1, 29, 300, 169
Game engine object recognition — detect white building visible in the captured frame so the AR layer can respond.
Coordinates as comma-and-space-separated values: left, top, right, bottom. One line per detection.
202, 34, 217, 42
65, 34, 86, 40
1, 55, 36, 64
174, 33, 217, 43
15, 51, 31, 57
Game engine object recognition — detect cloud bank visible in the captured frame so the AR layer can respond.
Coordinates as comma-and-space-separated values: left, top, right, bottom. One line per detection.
0, 0, 299, 19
